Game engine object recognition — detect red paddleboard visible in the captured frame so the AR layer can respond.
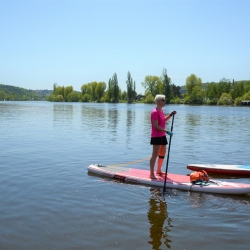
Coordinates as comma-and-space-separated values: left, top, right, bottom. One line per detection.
88, 164, 250, 195
187, 164, 250, 176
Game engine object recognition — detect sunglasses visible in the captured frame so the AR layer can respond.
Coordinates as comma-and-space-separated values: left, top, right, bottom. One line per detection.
160, 99, 166, 102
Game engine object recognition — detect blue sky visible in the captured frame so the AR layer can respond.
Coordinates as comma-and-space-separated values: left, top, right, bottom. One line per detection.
1, 0, 249, 94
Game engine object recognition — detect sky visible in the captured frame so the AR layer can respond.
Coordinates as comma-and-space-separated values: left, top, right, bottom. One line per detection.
1, 0, 249, 94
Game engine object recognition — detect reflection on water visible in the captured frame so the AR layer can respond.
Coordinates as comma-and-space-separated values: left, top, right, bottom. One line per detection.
81, 104, 107, 130
126, 107, 135, 146
126, 108, 135, 130
108, 105, 119, 133
185, 114, 201, 126
148, 189, 172, 249
53, 104, 73, 121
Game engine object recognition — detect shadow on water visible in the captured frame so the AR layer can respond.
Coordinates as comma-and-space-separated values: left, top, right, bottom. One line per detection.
147, 188, 172, 249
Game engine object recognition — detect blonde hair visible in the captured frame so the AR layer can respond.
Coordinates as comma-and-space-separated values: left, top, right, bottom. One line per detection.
154, 94, 165, 103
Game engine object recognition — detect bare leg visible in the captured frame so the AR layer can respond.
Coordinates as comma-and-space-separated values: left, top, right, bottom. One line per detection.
156, 145, 166, 174
149, 145, 160, 178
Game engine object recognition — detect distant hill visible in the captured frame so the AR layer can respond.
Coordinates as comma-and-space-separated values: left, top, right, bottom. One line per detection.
0, 84, 52, 101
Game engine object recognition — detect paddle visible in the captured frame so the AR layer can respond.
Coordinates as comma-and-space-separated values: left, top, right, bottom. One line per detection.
163, 114, 175, 194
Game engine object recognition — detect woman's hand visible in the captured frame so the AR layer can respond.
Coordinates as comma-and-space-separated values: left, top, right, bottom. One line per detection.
170, 111, 177, 116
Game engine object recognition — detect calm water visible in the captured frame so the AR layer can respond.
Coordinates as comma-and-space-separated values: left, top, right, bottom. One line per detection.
0, 101, 250, 250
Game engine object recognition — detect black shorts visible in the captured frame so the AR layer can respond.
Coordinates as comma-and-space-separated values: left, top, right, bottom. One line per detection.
150, 136, 168, 145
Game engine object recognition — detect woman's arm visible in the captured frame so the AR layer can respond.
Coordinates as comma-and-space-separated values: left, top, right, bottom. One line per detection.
165, 111, 177, 121
152, 120, 167, 133
165, 114, 172, 121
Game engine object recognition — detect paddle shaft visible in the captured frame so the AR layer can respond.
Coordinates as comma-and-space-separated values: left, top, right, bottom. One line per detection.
163, 114, 175, 193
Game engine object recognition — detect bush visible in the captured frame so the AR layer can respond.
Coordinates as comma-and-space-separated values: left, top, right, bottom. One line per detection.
206, 99, 217, 105
234, 97, 243, 106
183, 96, 191, 104
144, 94, 154, 103
242, 91, 250, 100
171, 97, 181, 104
217, 93, 232, 105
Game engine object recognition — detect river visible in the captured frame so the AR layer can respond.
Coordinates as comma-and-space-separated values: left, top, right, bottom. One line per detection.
0, 101, 250, 249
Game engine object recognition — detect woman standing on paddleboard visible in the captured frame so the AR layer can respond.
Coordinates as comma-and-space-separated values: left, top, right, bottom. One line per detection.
149, 94, 176, 179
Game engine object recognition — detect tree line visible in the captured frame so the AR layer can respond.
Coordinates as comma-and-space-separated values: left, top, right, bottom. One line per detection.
2, 70, 250, 105
46, 70, 250, 106
48, 68, 250, 105
182, 74, 250, 106
46, 69, 182, 104
47, 73, 124, 103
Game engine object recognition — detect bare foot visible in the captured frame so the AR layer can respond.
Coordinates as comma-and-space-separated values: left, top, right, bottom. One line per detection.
156, 171, 165, 175
149, 175, 157, 179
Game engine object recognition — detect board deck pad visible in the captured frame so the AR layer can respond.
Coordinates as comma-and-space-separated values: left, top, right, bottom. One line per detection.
88, 164, 250, 195
187, 164, 250, 175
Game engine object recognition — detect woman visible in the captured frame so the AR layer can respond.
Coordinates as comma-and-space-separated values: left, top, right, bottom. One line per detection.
149, 94, 176, 179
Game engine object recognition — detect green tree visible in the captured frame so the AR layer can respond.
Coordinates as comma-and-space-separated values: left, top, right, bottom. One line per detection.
190, 86, 205, 104
133, 80, 136, 100
81, 84, 91, 96
53, 83, 57, 94
126, 71, 134, 103
56, 95, 64, 102
64, 86, 73, 102
7, 94, 15, 101
141, 75, 163, 97
107, 73, 119, 103
54, 86, 64, 97
205, 82, 218, 104
183, 95, 191, 104
162, 69, 172, 104
46, 94, 54, 102
121, 90, 127, 100
82, 93, 91, 102
112, 73, 119, 103
61, 86, 66, 101
89, 82, 98, 101
185, 74, 203, 104
244, 81, 250, 93
186, 74, 202, 95
0, 90, 6, 100
107, 78, 112, 102
230, 81, 245, 100
102, 90, 110, 102
217, 78, 231, 98
242, 91, 250, 100
80, 82, 106, 102
172, 84, 181, 98
22, 95, 29, 101
47, 84, 75, 102
95, 82, 106, 102
67, 92, 80, 102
